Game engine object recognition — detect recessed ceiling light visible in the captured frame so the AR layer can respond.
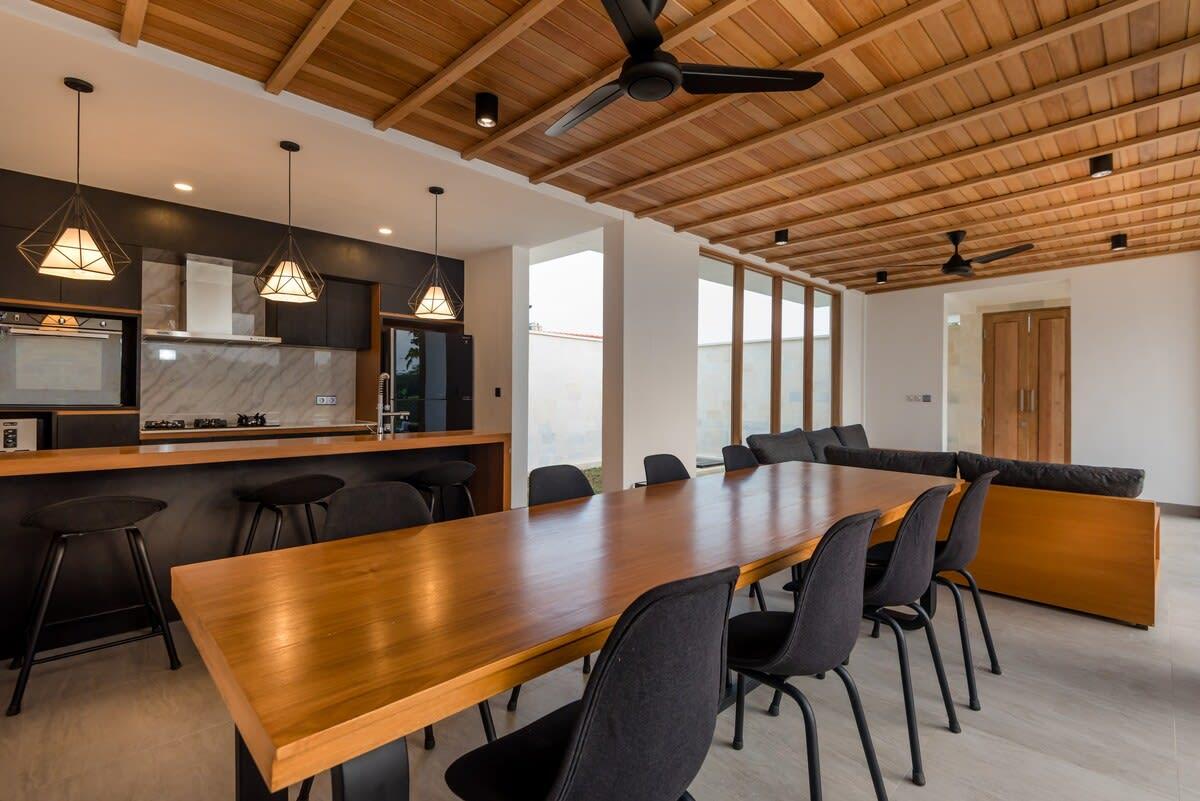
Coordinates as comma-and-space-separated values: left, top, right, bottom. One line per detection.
173, 182, 193, 192
1089, 154, 1114, 179
1111, 233, 1128, 251
475, 92, 499, 129
774, 228, 789, 246
875, 270, 888, 285
378, 227, 393, 236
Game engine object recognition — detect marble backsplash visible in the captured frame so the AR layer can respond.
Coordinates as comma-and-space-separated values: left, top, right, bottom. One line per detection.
141, 341, 357, 426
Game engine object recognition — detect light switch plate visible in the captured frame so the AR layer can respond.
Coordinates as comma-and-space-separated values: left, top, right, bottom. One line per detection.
316, 395, 337, 406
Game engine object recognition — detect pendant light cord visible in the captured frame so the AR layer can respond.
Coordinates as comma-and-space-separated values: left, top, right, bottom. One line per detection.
74, 89, 81, 193
433, 191, 439, 266
287, 149, 293, 231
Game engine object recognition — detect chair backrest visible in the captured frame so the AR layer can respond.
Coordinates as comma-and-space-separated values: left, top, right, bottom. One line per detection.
764, 511, 880, 676
528, 465, 595, 507
721, 444, 758, 472
866, 484, 953, 606
321, 482, 432, 541
937, 470, 997, 571
643, 453, 690, 485
546, 566, 739, 801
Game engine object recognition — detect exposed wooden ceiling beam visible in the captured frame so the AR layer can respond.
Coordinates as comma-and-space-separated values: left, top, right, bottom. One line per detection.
782, 174, 1200, 269
588, 0, 1159, 206
757, 151, 1200, 258
862, 240, 1200, 293
802, 199, 1200, 277
265, 0, 355, 95
739, 124, 1200, 257
460, 0, 758, 161
529, 0, 961, 185
118, 0, 149, 45
638, 34, 1198, 220
685, 88, 1196, 237
838, 215, 1200, 285
373, 0, 563, 132
698, 248, 840, 292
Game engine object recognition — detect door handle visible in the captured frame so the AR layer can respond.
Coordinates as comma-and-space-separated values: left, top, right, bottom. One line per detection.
1018, 389, 1024, 413
1029, 388, 1036, 413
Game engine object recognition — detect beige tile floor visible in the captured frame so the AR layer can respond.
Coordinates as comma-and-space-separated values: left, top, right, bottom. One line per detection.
2, 515, 1198, 801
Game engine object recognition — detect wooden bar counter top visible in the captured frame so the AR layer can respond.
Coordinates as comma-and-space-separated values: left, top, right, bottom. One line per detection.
0, 430, 511, 478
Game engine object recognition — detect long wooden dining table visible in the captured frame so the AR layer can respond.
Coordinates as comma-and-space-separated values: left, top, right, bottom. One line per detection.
171, 461, 959, 800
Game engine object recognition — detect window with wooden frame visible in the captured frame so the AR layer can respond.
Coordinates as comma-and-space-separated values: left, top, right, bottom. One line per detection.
697, 250, 843, 453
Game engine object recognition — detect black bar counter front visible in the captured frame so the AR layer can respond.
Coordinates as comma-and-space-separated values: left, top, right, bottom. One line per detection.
0, 431, 510, 657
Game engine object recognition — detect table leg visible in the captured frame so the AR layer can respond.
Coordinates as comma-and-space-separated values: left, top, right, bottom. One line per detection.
235, 730, 286, 801
331, 735, 410, 801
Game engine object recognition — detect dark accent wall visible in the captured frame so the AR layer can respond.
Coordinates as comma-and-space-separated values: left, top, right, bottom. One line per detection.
0, 169, 464, 303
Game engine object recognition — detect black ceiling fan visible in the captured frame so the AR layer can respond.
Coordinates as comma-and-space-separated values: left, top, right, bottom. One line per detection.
888, 230, 1035, 277
546, 0, 824, 136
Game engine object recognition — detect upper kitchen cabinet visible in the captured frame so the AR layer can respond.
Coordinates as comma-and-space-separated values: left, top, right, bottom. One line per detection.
325, 280, 371, 350
0, 226, 142, 311
265, 279, 369, 349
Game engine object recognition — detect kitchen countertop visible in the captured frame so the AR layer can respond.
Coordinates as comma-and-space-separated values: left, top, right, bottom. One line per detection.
0, 430, 511, 478
139, 422, 375, 441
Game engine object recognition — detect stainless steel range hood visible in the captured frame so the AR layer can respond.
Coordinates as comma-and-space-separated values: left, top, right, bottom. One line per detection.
143, 256, 281, 345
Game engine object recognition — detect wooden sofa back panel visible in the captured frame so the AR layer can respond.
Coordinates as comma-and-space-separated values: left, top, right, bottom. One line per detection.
872, 485, 1159, 627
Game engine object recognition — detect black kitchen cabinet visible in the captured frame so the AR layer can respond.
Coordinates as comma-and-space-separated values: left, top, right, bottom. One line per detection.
59, 245, 143, 311
379, 282, 416, 316
325, 280, 371, 349
266, 290, 328, 347
54, 412, 140, 448
0, 226, 64, 304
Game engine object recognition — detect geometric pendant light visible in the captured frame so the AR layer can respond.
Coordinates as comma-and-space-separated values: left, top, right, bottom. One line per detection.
18, 78, 130, 282
409, 186, 462, 320
255, 141, 324, 303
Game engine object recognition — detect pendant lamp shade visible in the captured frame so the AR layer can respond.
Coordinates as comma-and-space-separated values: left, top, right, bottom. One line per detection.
18, 78, 129, 282
256, 141, 323, 303
409, 187, 462, 320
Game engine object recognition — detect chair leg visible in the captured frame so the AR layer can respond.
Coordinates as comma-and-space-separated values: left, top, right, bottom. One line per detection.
478, 701, 497, 742
461, 483, 477, 517
875, 612, 925, 786
506, 684, 522, 711
679, 793, 696, 801
429, 487, 439, 522
936, 577, 980, 711
297, 777, 314, 801
582, 654, 591, 674
424, 725, 436, 750
125, 528, 161, 632
129, 528, 182, 670
776, 680, 823, 801
10, 537, 66, 669
870, 619, 880, 638
7, 535, 67, 716
768, 689, 782, 717
304, 503, 320, 545
908, 602, 960, 734
732, 672, 746, 750
241, 503, 265, 555
751, 582, 767, 612
267, 507, 284, 552
960, 569, 1001, 675
832, 665, 888, 801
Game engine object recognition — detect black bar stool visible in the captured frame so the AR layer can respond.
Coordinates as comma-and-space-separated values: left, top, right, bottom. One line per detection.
7, 495, 181, 716
236, 474, 344, 554
406, 461, 476, 522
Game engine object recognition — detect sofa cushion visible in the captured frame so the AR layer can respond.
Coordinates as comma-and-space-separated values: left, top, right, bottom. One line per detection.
746, 428, 816, 464
826, 445, 959, 478
833, 424, 870, 449
805, 428, 843, 463
957, 451, 1144, 498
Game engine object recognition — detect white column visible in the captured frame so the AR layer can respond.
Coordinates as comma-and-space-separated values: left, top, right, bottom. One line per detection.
464, 246, 530, 507
602, 216, 700, 491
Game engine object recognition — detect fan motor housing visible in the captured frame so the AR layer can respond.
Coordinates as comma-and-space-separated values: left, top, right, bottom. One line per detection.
623, 54, 682, 102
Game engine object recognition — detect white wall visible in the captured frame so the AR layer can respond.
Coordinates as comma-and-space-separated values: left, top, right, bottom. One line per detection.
863, 251, 1200, 505
464, 246, 530, 507
841, 290, 866, 425
603, 216, 700, 490
527, 332, 603, 469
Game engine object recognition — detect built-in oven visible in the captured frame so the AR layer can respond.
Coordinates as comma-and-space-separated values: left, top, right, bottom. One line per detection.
0, 308, 128, 407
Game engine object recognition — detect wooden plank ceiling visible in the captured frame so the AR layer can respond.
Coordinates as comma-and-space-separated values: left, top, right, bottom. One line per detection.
42, 0, 1200, 293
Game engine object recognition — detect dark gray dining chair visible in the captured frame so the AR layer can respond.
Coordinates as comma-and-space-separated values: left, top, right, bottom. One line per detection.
727, 510, 887, 801
508, 464, 597, 712
644, 453, 690, 484
446, 566, 739, 801
861, 484, 959, 787
721, 444, 759, 471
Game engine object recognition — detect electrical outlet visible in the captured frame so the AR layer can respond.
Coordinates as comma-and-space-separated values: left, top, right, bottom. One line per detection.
315, 395, 337, 406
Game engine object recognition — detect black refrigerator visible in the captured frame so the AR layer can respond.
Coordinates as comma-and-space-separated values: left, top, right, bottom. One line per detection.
388, 328, 473, 432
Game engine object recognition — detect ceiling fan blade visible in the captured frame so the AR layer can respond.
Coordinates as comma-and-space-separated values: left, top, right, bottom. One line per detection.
546, 82, 626, 137
600, 0, 663, 55
680, 64, 824, 95
971, 243, 1035, 264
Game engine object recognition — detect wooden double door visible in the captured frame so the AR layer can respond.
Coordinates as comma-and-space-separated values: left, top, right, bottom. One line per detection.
982, 307, 1070, 462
